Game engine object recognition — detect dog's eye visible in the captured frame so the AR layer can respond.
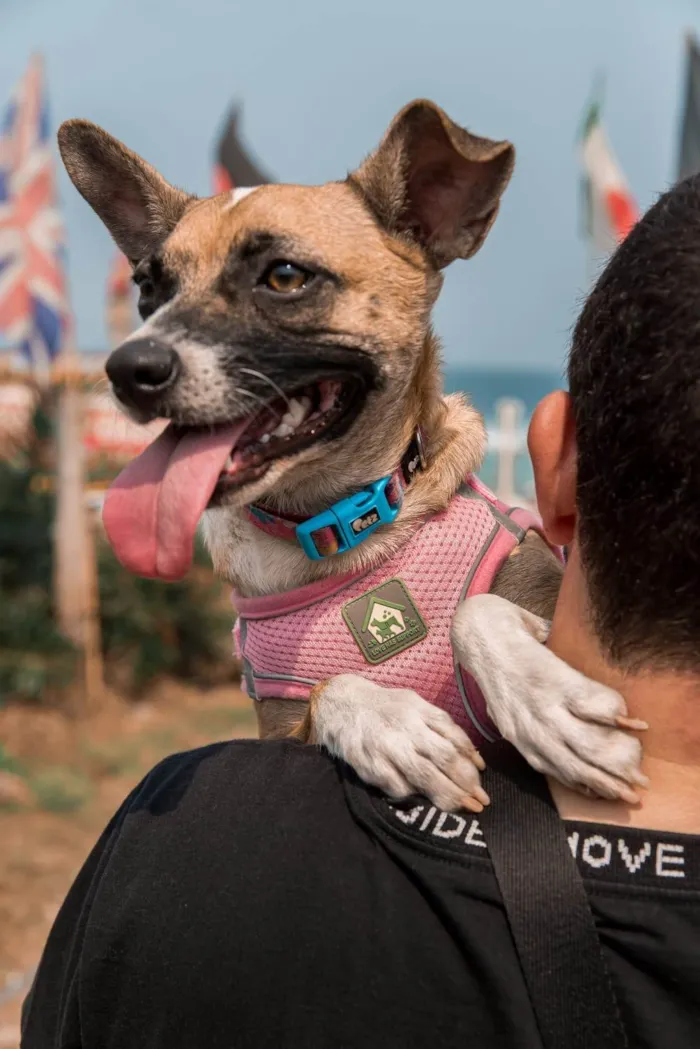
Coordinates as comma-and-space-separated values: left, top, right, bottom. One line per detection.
261, 261, 313, 295
132, 266, 154, 297
132, 257, 175, 320
135, 276, 154, 296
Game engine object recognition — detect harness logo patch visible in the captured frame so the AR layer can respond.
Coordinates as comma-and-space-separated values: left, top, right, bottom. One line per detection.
342, 578, 428, 664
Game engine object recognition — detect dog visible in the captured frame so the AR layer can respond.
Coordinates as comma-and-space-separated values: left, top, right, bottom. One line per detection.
58, 99, 646, 812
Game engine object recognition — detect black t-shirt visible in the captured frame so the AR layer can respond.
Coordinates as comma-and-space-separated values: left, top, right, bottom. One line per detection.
21, 740, 700, 1049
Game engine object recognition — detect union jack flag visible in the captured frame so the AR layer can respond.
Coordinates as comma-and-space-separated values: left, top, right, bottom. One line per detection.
0, 55, 69, 369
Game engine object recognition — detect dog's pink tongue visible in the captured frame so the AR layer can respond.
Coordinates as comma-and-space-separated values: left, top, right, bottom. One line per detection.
103, 420, 250, 581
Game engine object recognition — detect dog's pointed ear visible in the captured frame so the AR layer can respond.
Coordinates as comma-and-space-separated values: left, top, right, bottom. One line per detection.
350, 100, 514, 268
58, 119, 194, 262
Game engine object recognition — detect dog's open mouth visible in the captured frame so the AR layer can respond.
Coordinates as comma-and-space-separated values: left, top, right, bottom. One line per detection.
102, 375, 365, 582
210, 377, 361, 501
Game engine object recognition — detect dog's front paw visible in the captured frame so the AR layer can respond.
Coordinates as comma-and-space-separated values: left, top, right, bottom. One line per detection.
310, 674, 489, 812
452, 594, 648, 803
504, 677, 649, 804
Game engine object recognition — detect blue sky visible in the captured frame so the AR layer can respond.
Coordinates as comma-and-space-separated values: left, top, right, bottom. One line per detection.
1, 0, 698, 370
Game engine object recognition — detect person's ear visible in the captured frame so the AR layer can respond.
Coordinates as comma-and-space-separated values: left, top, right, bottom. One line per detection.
528, 390, 577, 546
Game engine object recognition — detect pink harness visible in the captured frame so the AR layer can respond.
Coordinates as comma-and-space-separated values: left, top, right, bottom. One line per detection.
233, 475, 552, 745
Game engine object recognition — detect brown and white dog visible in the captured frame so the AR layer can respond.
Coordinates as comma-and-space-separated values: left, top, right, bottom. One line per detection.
58, 100, 646, 811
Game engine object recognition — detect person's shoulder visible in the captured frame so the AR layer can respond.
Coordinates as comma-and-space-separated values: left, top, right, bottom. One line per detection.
126, 738, 344, 821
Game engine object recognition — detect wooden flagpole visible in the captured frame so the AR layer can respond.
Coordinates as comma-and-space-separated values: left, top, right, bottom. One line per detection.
53, 332, 103, 706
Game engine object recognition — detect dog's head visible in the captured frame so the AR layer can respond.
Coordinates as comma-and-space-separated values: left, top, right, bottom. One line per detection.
59, 101, 513, 579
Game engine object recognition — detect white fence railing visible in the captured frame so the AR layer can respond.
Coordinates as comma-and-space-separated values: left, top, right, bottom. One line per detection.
485, 397, 534, 509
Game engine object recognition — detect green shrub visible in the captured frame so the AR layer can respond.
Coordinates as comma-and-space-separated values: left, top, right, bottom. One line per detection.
0, 742, 25, 776
29, 766, 93, 813
98, 537, 233, 696
0, 413, 76, 704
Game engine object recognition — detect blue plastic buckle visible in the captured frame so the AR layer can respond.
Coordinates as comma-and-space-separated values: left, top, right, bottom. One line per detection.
296, 476, 403, 561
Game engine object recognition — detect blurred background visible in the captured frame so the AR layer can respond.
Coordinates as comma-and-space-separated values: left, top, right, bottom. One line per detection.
1, 0, 700, 1041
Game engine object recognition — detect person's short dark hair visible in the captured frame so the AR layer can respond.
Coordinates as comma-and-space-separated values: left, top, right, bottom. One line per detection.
568, 174, 700, 672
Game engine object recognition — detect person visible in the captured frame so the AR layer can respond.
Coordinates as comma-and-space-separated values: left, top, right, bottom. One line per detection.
21, 176, 700, 1049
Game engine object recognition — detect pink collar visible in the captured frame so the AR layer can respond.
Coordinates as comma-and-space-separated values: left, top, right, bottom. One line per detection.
243, 503, 312, 544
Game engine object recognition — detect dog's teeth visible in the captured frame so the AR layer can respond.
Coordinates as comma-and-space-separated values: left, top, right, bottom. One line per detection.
253, 391, 328, 447
224, 454, 233, 470
289, 399, 306, 424
271, 422, 295, 438
281, 397, 308, 429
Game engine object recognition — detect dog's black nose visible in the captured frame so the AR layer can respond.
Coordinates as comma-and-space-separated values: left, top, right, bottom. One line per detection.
106, 338, 180, 410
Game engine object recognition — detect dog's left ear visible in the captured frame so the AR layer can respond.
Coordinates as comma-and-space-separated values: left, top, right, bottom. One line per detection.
351, 99, 514, 268
58, 119, 194, 262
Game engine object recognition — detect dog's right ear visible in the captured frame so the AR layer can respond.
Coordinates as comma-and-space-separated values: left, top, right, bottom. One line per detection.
58, 120, 193, 262
350, 100, 514, 268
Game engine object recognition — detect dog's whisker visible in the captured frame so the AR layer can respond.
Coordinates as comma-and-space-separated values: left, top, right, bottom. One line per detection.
233, 385, 284, 424
238, 368, 291, 410
234, 385, 268, 410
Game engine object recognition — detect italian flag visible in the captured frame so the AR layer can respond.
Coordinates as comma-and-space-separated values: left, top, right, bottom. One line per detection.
580, 100, 638, 256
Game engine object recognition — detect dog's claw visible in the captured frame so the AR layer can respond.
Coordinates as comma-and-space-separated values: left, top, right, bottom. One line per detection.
472, 785, 491, 807
461, 797, 485, 814
471, 751, 486, 772
615, 715, 649, 732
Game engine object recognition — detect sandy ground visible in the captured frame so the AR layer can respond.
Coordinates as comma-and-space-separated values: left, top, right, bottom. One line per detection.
0, 681, 257, 1047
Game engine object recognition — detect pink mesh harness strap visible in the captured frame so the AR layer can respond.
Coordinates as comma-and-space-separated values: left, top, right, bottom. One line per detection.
232, 476, 560, 745
452, 478, 546, 741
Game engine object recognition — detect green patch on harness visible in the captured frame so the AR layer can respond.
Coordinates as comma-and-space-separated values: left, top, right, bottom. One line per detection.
342, 577, 428, 665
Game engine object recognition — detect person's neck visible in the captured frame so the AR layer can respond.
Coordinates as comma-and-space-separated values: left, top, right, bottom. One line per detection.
545, 546, 700, 833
